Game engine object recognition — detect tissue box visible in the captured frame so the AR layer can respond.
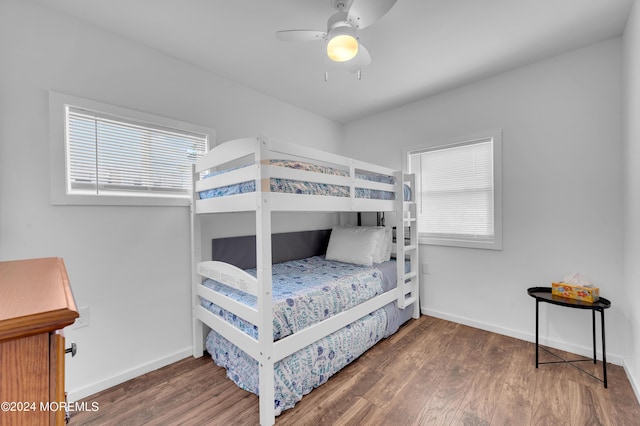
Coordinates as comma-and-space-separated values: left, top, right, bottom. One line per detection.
551, 282, 600, 302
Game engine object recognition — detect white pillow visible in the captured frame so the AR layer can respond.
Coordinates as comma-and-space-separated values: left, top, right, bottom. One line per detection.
383, 227, 393, 261
370, 227, 389, 264
364, 226, 393, 263
325, 226, 380, 266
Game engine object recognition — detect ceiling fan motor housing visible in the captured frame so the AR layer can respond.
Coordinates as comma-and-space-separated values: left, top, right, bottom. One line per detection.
331, 0, 353, 12
327, 12, 353, 34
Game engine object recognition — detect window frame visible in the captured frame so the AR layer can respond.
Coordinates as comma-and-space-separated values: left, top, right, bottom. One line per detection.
405, 130, 503, 250
49, 91, 215, 207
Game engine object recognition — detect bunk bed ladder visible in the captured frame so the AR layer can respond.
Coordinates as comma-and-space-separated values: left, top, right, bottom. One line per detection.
396, 174, 420, 318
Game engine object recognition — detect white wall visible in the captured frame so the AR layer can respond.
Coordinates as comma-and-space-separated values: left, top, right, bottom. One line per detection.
0, 0, 343, 400
1, 0, 635, 404
623, 0, 640, 397
345, 39, 626, 364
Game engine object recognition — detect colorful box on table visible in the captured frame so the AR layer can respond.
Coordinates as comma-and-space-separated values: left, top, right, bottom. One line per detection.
551, 282, 600, 303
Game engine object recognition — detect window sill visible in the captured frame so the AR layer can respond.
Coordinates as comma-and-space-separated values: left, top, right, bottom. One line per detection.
51, 193, 191, 207
419, 236, 502, 251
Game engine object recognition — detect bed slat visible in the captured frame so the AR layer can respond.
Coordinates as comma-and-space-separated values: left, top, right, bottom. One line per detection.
197, 261, 258, 296
195, 193, 258, 213
265, 165, 352, 187
352, 199, 396, 212
268, 138, 352, 168
268, 193, 352, 211
196, 283, 259, 325
195, 137, 258, 173
352, 159, 396, 176
195, 164, 258, 192
353, 179, 396, 192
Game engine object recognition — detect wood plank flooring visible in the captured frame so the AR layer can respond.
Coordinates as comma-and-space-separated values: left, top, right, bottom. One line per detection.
69, 316, 640, 425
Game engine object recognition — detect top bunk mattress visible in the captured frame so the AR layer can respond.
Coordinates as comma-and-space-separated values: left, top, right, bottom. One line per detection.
192, 137, 415, 213
198, 159, 411, 201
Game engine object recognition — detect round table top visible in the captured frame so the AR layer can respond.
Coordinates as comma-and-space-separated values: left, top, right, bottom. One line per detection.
527, 286, 611, 310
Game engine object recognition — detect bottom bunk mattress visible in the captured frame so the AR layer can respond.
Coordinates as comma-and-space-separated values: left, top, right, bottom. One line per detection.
200, 256, 413, 415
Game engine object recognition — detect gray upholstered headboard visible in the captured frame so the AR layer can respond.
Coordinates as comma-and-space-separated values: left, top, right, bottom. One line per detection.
211, 229, 331, 270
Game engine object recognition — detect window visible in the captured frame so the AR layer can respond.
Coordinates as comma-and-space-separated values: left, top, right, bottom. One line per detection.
407, 131, 502, 250
50, 92, 214, 206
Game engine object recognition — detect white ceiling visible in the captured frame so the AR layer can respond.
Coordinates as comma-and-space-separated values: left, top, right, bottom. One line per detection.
31, 0, 634, 124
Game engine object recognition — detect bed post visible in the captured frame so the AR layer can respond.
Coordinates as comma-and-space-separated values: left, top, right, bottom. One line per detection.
256, 136, 275, 426
395, 171, 406, 308
191, 165, 204, 357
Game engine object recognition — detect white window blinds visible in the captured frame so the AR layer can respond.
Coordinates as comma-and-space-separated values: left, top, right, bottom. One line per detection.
410, 138, 495, 244
66, 106, 207, 197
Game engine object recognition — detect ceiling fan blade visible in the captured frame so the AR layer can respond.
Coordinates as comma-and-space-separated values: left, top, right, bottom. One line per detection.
347, 0, 397, 29
344, 43, 371, 73
276, 30, 327, 42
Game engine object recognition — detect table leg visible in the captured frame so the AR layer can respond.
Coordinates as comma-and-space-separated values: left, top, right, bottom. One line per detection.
592, 309, 596, 364
602, 309, 607, 388
536, 299, 540, 368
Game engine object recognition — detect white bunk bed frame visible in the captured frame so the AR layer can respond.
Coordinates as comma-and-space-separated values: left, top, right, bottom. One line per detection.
190, 135, 419, 425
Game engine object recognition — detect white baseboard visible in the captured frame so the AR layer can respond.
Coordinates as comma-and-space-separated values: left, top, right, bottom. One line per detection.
66, 347, 193, 402
421, 308, 625, 366
623, 360, 640, 404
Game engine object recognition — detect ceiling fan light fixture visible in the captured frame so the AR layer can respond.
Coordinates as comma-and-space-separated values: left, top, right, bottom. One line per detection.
326, 26, 358, 62
276, 0, 396, 71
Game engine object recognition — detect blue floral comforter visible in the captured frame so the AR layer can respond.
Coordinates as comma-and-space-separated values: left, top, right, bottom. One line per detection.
200, 256, 385, 341
201, 256, 404, 415
206, 309, 387, 415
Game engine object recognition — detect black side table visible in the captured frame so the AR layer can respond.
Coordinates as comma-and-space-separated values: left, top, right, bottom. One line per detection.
527, 286, 611, 388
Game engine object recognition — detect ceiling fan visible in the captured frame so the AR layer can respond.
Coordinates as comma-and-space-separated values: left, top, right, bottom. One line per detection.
276, 0, 397, 74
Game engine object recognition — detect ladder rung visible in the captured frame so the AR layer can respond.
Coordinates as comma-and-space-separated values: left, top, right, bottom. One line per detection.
402, 296, 418, 307
404, 283, 417, 293
404, 272, 417, 280
403, 245, 417, 251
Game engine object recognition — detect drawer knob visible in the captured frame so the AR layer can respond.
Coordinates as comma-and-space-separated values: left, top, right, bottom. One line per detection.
65, 342, 77, 357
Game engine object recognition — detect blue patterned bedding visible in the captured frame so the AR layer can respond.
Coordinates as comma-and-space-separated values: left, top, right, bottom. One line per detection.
200, 256, 411, 415
206, 309, 387, 415
198, 159, 409, 201
200, 256, 386, 341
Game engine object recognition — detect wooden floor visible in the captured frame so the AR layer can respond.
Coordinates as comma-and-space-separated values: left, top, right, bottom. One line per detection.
69, 316, 640, 425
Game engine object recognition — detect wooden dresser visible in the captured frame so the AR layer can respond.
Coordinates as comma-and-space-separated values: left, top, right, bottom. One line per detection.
0, 258, 79, 425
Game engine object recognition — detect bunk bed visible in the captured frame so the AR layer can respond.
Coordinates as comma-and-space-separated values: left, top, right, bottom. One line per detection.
191, 136, 419, 425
